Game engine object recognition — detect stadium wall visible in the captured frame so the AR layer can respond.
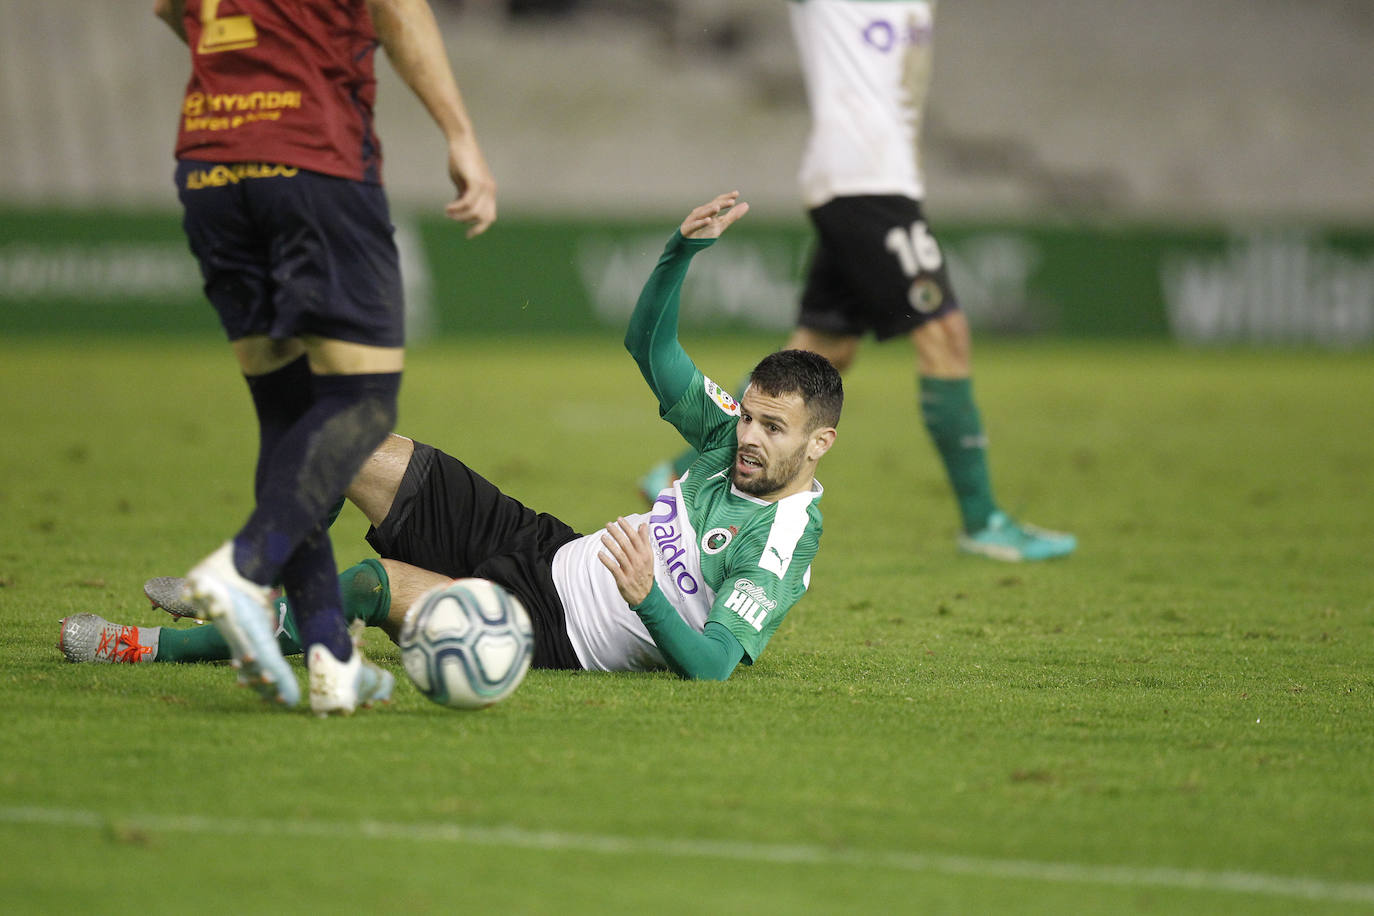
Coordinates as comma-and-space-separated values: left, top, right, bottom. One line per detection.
3, 3, 1371, 347
3, 209, 1372, 347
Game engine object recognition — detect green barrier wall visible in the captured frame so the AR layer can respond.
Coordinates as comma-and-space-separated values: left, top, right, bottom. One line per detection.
3, 208, 1371, 346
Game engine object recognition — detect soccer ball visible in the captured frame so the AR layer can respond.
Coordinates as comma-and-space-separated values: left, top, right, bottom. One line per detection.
399, 578, 534, 710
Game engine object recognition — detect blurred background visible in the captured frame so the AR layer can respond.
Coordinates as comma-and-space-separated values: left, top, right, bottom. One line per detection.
1, 0, 1371, 344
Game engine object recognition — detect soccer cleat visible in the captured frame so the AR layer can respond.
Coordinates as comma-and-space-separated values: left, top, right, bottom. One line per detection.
637, 460, 674, 505
145, 576, 201, 620
182, 542, 300, 707
58, 614, 157, 663
958, 511, 1077, 562
307, 644, 394, 717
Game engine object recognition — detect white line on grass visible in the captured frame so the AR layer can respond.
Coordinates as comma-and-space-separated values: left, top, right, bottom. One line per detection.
3, 805, 1372, 905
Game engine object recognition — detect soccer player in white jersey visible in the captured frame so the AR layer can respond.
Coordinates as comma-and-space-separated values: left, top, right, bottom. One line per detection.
642, 0, 1075, 562
60, 193, 844, 682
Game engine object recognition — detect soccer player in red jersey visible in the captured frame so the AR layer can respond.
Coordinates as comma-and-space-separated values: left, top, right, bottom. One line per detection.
154, 0, 496, 714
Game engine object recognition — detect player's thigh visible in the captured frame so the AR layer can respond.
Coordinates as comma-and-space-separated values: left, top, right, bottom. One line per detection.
232, 335, 307, 376
802, 195, 961, 342
363, 441, 559, 579
304, 337, 404, 375
347, 434, 415, 527
175, 161, 278, 341
252, 168, 406, 349
784, 327, 861, 374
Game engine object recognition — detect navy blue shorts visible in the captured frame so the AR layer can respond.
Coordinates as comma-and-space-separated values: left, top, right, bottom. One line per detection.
175, 160, 404, 346
799, 195, 960, 341
364, 441, 584, 671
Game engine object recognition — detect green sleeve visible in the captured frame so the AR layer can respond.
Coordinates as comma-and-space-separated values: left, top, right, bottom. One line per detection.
624, 231, 717, 414
631, 584, 745, 680
709, 531, 819, 663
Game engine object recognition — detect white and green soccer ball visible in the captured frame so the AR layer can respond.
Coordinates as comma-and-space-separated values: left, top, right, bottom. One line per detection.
399, 578, 534, 710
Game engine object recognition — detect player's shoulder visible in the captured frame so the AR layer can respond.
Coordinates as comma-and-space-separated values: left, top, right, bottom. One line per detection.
732, 490, 823, 549
700, 375, 741, 416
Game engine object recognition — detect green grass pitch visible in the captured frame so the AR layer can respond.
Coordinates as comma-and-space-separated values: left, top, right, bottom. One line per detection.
1, 335, 1371, 914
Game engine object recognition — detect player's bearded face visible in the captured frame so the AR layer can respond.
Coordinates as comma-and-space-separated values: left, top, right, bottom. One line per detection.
732, 438, 809, 497
731, 387, 814, 499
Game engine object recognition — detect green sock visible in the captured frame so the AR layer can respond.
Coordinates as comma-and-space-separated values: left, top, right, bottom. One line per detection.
273, 559, 391, 649
919, 376, 998, 533
154, 622, 234, 663
339, 558, 392, 628
154, 596, 299, 662
154, 560, 390, 663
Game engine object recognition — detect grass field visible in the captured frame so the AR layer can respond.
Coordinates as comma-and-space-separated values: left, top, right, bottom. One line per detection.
2, 335, 1372, 914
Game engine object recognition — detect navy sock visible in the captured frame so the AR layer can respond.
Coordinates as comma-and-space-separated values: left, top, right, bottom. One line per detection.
244, 355, 314, 500
233, 371, 401, 588
281, 527, 352, 661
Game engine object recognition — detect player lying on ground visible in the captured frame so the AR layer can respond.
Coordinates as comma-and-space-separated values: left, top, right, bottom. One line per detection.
60, 192, 843, 681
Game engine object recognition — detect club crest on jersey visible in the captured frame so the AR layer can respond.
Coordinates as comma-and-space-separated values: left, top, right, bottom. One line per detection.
908, 278, 944, 314
703, 377, 740, 415
701, 526, 738, 555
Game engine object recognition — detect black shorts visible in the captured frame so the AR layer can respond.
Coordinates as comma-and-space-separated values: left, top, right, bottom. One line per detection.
799, 195, 960, 341
364, 441, 584, 670
175, 160, 405, 347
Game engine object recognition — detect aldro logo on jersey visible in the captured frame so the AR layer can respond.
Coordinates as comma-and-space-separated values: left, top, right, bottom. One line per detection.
724, 578, 776, 632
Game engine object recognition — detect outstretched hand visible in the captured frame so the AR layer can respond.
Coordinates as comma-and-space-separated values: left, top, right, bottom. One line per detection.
680, 191, 750, 240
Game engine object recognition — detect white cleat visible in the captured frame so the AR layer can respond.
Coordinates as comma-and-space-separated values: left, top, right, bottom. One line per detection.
307, 644, 395, 717
183, 542, 300, 708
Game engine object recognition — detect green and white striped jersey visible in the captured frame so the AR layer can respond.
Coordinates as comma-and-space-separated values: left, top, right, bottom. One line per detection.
553, 370, 824, 672
552, 230, 825, 673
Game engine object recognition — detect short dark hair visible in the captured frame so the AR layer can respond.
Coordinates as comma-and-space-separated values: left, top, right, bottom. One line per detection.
748, 349, 843, 431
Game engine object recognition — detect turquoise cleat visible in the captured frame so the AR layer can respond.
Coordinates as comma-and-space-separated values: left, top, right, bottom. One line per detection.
958, 511, 1076, 562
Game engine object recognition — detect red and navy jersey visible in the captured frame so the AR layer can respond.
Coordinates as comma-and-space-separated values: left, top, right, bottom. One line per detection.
173, 0, 383, 183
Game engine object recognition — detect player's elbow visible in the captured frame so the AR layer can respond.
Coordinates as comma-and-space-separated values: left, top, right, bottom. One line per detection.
672, 650, 740, 682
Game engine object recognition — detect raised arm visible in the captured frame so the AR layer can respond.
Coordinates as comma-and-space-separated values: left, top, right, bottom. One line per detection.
366, 0, 496, 237
624, 192, 750, 413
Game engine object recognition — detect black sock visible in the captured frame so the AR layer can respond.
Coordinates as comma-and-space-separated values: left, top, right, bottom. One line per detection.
233, 371, 401, 586
243, 355, 315, 500
281, 527, 352, 661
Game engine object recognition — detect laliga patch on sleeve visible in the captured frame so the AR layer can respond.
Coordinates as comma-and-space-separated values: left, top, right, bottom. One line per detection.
703, 376, 740, 416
